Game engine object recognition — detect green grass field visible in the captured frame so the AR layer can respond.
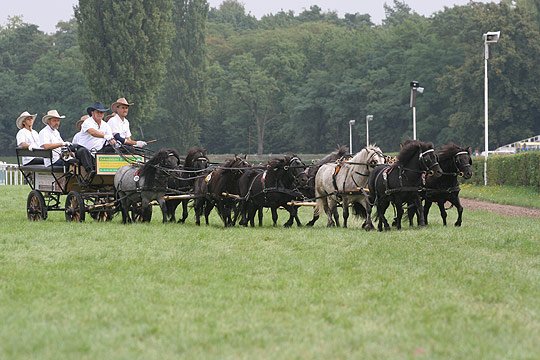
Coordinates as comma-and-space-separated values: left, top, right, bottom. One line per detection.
1, 185, 539, 359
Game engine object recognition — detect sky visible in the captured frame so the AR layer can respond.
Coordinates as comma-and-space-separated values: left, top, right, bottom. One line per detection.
1, 0, 498, 34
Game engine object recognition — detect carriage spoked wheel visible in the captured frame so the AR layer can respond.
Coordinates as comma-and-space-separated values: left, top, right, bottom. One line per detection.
65, 191, 86, 222
130, 203, 152, 222
91, 210, 114, 222
27, 190, 48, 221
90, 198, 115, 222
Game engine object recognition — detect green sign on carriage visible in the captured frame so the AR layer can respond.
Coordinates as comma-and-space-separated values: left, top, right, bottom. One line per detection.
95, 154, 143, 175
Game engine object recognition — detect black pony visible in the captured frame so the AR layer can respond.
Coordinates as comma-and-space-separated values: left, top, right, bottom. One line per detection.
238, 155, 307, 227
368, 140, 442, 231
166, 147, 209, 223
114, 148, 181, 223
193, 155, 251, 227
423, 143, 473, 226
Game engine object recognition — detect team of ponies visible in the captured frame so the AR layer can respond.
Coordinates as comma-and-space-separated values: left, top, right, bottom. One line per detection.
113, 141, 473, 230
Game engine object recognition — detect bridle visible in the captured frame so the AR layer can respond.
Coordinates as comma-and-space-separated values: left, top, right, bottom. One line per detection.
418, 148, 440, 174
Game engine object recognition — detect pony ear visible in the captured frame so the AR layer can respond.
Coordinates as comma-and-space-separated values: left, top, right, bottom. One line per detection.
467, 146, 472, 155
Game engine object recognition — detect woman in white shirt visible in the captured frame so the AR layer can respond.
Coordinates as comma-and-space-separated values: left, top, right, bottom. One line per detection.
15, 111, 43, 165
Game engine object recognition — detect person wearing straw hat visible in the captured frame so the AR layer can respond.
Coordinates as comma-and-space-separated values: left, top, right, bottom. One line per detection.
38, 109, 71, 167
72, 115, 89, 145
77, 102, 116, 154
108, 97, 147, 149
15, 111, 43, 165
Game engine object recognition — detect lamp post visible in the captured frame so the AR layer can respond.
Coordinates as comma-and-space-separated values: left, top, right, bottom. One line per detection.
349, 119, 356, 153
409, 81, 425, 140
366, 115, 373, 146
483, 31, 500, 186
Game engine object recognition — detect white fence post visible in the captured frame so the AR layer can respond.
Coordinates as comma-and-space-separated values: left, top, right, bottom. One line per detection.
0, 162, 23, 185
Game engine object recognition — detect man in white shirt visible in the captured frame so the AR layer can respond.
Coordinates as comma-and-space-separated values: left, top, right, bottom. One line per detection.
108, 97, 147, 151
38, 110, 71, 167
72, 115, 88, 145
39, 110, 95, 172
77, 102, 116, 154
15, 111, 43, 165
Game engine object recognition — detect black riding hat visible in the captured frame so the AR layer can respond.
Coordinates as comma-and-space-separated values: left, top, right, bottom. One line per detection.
86, 102, 109, 116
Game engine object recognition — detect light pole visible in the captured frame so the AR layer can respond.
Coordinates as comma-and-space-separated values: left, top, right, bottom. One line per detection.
483, 31, 500, 186
366, 115, 373, 146
409, 81, 425, 140
349, 119, 356, 153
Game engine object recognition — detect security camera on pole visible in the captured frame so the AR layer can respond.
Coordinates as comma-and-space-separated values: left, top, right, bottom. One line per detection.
409, 81, 424, 140
483, 31, 500, 186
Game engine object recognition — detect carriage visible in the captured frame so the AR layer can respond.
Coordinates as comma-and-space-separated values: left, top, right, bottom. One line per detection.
16, 148, 144, 222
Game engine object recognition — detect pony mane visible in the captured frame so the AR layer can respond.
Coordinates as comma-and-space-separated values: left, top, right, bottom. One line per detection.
267, 156, 288, 169
140, 148, 180, 187
184, 146, 207, 168
437, 142, 465, 161
349, 145, 383, 163
316, 146, 348, 166
397, 140, 433, 164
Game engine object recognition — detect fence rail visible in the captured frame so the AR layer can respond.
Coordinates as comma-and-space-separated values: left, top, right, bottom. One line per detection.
0, 162, 23, 185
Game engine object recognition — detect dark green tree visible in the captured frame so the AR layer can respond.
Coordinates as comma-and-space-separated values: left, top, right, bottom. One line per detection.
160, 0, 209, 152
75, 0, 174, 125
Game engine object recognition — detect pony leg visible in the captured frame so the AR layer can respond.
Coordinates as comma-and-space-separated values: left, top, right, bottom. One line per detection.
271, 207, 278, 226
377, 199, 391, 231
342, 200, 349, 228
257, 207, 263, 227
395, 202, 404, 230
437, 200, 447, 226
414, 197, 426, 227
179, 200, 189, 223
424, 200, 433, 225
306, 205, 319, 227
453, 196, 464, 227
158, 198, 168, 223
204, 202, 213, 225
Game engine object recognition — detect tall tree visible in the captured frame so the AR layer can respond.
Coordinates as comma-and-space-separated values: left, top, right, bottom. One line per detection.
160, 0, 209, 152
75, 0, 173, 125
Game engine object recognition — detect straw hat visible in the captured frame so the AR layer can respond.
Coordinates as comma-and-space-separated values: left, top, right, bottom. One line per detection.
16, 111, 37, 129
76, 115, 89, 131
42, 109, 66, 125
111, 97, 134, 112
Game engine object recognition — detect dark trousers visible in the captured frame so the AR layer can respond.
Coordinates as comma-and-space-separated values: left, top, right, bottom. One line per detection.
71, 145, 94, 172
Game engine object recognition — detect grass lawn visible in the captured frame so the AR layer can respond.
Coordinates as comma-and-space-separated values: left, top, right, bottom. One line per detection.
0, 185, 539, 359
461, 183, 540, 209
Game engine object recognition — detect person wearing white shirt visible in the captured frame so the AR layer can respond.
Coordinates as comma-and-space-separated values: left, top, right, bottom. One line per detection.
72, 115, 88, 145
15, 111, 43, 165
109, 97, 147, 150
38, 110, 71, 167
39, 110, 95, 172
77, 102, 116, 154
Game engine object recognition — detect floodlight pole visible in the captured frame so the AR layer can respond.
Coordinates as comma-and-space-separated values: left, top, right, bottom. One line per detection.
410, 81, 423, 140
483, 31, 500, 186
366, 115, 373, 146
349, 120, 356, 153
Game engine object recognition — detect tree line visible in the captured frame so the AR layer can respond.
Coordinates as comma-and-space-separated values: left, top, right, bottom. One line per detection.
1, 0, 539, 157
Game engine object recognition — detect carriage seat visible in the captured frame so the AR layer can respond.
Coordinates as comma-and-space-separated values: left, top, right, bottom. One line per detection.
16, 148, 67, 173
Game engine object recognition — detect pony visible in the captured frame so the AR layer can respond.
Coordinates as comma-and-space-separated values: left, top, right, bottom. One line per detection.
313, 145, 386, 228
194, 155, 251, 227
422, 143, 473, 226
238, 155, 307, 227
368, 140, 443, 231
166, 147, 209, 223
114, 148, 181, 224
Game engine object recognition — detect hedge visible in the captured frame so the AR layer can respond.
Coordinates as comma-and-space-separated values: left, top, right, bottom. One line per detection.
466, 152, 540, 189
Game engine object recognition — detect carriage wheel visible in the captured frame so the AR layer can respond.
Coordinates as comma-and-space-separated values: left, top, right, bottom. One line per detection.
130, 204, 152, 222
90, 198, 115, 222
91, 210, 114, 222
27, 190, 48, 221
65, 191, 86, 222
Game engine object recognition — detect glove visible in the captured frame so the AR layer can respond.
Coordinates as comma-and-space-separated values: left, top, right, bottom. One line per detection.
63, 141, 71, 146
135, 141, 147, 148
104, 134, 113, 141
28, 145, 34, 151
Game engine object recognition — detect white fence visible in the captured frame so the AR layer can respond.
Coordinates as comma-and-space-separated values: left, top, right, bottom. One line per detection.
0, 162, 24, 185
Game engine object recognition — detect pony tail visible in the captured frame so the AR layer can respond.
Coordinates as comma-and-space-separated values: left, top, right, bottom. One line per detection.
352, 201, 367, 219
